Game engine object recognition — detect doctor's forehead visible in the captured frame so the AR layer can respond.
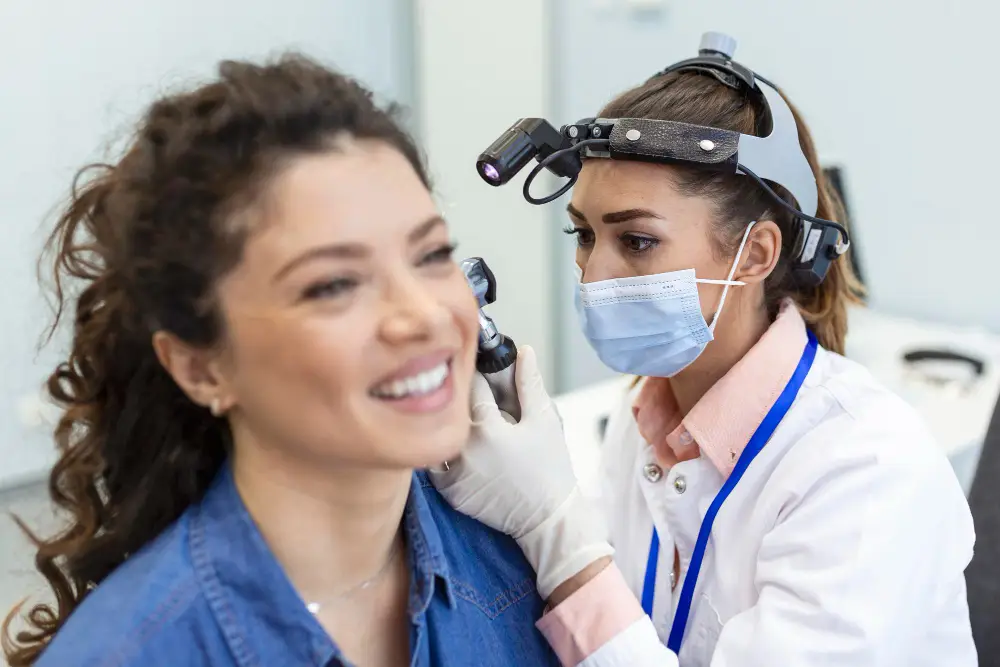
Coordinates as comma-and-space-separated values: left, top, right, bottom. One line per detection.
571, 163, 713, 226
573, 161, 686, 210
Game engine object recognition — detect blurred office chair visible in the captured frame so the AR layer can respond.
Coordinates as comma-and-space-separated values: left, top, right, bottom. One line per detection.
966, 389, 1000, 661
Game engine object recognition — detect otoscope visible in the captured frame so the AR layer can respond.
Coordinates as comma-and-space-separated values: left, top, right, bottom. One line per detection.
461, 257, 521, 423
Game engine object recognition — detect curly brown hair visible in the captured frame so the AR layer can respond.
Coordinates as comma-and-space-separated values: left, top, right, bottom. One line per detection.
2, 54, 429, 665
601, 71, 864, 354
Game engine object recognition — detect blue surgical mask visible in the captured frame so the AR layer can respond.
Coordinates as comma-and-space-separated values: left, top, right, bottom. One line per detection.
574, 222, 755, 377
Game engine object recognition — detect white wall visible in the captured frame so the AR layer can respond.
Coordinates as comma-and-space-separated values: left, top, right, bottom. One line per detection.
413, 0, 556, 381
0, 0, 414, 489
550, 0, 1000, 390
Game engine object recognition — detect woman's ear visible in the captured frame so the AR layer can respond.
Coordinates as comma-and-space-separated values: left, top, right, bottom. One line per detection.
152, 331, 233, 413
734, 220, 781, 284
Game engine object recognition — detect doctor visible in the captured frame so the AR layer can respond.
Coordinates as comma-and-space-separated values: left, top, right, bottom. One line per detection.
432, 34, 977, 665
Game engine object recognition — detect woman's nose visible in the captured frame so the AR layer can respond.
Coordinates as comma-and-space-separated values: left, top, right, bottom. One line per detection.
378, 275, 450, 343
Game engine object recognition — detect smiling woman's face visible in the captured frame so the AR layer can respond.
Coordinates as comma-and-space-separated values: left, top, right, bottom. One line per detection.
204, 139, 479, 471
566, 159, 737, 319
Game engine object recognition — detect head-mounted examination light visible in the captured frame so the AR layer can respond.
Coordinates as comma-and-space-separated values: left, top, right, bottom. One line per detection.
476, 118, 583, 187
474, 32, 851, 287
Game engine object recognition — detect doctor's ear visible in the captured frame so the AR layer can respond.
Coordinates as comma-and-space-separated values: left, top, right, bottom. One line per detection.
733, 220, 781, 285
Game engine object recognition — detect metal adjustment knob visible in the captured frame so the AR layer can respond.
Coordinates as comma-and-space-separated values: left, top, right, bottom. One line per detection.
699, 32, 737, 59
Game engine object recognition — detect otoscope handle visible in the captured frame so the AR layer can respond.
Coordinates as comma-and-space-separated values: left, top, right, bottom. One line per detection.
483, 365, 520, 424
477, 334, 520, 423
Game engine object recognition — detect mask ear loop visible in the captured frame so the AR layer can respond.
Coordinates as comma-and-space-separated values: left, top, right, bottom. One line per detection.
707, 221, 757, 334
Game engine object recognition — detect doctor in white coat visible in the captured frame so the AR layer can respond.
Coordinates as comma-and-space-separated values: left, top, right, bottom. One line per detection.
432, 42, 978, 666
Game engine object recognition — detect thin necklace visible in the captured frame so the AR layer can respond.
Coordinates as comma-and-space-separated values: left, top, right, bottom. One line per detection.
306, 538, 402, 615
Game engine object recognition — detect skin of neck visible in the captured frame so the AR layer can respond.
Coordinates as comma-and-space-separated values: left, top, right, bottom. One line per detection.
669, 286, 770, 416
229, 421, 412, 601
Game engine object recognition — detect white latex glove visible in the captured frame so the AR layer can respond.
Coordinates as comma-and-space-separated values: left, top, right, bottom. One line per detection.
430, 346, 613, 600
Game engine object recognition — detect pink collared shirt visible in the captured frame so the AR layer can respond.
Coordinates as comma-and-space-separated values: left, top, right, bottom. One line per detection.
538, 300, 809, 665
632, 299, 809, 476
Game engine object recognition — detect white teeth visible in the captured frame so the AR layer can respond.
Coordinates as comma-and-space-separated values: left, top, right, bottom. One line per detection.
373, 362, 449, 399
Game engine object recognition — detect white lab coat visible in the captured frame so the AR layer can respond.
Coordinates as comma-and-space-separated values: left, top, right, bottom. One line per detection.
579, 344, 978, 667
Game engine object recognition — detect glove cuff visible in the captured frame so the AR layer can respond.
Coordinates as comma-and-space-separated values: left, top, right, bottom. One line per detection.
516, 487, 614, 600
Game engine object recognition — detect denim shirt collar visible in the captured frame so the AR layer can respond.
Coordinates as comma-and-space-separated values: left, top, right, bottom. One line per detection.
189, 464, 454, 666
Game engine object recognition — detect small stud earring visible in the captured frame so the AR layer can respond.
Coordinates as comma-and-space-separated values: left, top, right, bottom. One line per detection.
428, 461, 451, 474
209, 398, 222, 417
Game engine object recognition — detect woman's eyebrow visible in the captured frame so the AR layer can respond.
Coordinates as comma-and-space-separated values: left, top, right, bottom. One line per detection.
272, 215, 446, 283
408, 215, 446, 243
272, 243, 367, 282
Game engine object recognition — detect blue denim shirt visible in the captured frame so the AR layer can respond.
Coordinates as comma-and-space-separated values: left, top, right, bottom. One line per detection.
38, 465, 559, 666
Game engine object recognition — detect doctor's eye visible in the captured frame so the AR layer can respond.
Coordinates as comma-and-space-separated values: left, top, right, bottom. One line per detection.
620, 233, 659, 255
563, 225, 594, 248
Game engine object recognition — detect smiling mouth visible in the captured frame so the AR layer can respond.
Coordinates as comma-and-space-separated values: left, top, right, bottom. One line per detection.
370, 360, 451, 400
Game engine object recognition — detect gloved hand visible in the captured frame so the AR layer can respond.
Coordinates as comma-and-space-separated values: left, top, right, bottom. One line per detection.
430, 346, 613, 600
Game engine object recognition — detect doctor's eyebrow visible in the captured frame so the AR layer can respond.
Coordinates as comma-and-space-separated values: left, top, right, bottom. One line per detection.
566, 202, 664, 225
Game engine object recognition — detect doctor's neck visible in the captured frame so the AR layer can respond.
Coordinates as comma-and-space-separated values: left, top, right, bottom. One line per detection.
669, 293, 771, 416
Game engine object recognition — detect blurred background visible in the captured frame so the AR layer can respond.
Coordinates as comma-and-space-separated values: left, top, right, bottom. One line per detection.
3, 0, 1000, 661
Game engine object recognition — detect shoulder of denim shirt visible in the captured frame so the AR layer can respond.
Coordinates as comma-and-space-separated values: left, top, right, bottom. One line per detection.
413, 472, 546, 620
34, 512, 226, 667
413, 474, 561, 665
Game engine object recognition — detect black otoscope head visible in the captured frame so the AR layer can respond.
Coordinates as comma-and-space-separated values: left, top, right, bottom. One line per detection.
461, 256, 496, 306
460, 257, 517, 374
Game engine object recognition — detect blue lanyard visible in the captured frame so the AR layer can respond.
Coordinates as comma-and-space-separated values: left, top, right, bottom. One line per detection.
641, 331, 818, 653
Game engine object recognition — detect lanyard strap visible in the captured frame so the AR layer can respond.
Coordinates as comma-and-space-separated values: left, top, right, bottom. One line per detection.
640, 331, 818, 653
641, 528, 660, 616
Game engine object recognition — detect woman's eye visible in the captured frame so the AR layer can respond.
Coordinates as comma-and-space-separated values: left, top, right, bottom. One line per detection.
419, 243, 457, 266
301, 278, 358, 301
621, 234, 658, 254
563, 226, 594, 247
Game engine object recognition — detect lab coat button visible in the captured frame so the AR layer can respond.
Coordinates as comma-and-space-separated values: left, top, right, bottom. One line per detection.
643, 463, 663, 482
673, 476, 687, 494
